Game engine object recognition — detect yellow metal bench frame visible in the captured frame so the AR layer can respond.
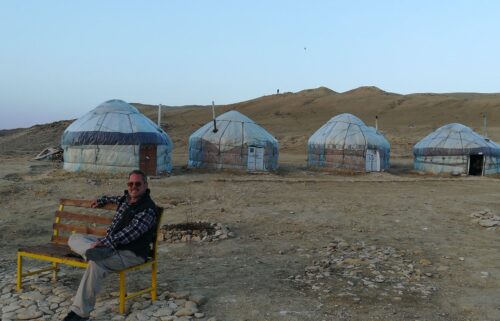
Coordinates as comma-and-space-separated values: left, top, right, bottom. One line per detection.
17, 199, 164, 314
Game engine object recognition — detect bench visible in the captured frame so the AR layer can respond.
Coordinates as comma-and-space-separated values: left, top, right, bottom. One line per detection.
17, 198, 164, 314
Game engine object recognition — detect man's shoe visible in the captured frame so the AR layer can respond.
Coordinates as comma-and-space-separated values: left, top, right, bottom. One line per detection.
65, 252, 84, 260
62, 311, 89, 321
85, 247, 114, 261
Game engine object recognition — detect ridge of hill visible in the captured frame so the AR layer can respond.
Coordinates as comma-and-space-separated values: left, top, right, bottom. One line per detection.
341, 86, 398, 96
1, 87, 499, 157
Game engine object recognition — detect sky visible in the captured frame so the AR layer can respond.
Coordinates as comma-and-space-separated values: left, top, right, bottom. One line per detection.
1, 0, 500, 129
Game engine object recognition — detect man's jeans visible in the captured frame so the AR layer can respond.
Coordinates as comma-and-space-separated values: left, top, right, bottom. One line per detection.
67, 234, 144, 317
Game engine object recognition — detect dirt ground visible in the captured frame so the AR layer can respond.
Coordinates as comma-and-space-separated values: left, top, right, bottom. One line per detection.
1, 154, 500, 321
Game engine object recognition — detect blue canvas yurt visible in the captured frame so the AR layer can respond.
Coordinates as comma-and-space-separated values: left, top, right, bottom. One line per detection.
413, 123, 500, 175
188, 110, 278, 171
62, 99, 173, 175
307, 113, 390, 172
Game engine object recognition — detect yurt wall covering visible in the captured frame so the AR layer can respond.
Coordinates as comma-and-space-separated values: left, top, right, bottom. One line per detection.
62, 99, 173, 174
188, 110, 278, 171
413, 123, 500, 175
307, 113, 390, 172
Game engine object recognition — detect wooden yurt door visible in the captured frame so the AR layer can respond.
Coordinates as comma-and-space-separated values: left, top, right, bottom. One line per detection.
140, 144, 157, 176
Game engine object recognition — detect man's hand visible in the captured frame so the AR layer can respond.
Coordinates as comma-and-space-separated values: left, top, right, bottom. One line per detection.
90, 200, 99, 208
90, 240, 103, 248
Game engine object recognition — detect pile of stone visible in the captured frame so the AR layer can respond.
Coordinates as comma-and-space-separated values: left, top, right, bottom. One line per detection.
0, 269, 217, 321
158, 222, 234, 243
288, 238, 437, 303
470, 209, 500, 230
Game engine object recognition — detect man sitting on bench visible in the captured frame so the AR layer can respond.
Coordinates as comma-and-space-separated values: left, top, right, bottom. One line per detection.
63, 170, 159, 321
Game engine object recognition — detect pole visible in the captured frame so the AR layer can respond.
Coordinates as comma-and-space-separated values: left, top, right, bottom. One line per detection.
375, 115, 378, 130
157, 104, 162, 127
212, 101, 218, 133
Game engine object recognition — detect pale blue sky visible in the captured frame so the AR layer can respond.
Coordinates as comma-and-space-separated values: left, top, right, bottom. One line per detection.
1, 1, 499, 129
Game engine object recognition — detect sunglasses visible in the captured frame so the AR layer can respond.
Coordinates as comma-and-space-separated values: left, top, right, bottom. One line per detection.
127, 181, 143, 188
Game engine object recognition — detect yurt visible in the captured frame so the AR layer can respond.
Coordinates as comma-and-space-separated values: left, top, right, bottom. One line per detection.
188, 110, 278, 171
413, 123, 500, 175
62, 99, 173, 175
307, 113, 390, 172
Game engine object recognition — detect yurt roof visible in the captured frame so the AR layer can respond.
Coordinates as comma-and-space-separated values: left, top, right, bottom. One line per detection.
62, 99, 171, 146
308, 113, 389, 151
413, 123, 500, 156
189, 110, 278, 148
327, 113, 366, 126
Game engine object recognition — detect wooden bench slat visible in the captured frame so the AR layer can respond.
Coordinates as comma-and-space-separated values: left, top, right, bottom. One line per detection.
19, 243, 85, 262
51, 235, 69, 244
60, 199, 117, 211
55, 211, 113, 225
53, 223, 108, 236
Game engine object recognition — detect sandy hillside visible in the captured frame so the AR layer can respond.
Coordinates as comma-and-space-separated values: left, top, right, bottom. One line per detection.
2, 86, 499, 162
1, 87, 500, 321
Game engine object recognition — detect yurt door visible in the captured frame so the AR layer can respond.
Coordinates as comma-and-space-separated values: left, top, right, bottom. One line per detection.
468, 154, 484, 176
139, 144, 157, 176
365, 149, 380, 172
248, 146, 264, 171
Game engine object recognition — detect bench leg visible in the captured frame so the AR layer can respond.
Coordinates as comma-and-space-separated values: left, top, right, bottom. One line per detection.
52, 262, 58, 282
119, 271, 126, 314
17, 253, 23, 291
151, 261, 157, 301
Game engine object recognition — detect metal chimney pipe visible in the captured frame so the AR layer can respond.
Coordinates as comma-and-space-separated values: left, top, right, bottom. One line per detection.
212, 101, 218, 133
375, 115, 378, 130
157, 104, 162, 127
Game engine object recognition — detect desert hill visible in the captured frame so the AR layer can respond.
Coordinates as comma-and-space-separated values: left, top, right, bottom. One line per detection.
1, 86, 499, 160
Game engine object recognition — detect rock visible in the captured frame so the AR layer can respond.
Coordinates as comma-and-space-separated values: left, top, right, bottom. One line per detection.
481, 272, 490, 278
436, 266, 449, 272
39, 306, 54, 315
18, 299, 36, 308
19, 291, 45, 301
47, 295, 65, 303
184, 301, 198, 309
479, 219, 499, 227
194, 312, 205, 318
305, 266, 320, 273
419, 258, 432, 266
2, 303, 21, 313
153, 308, 173, 317
16, 310, 43, 320
136, 311, 150, 321
174, 299, 187, 306
189, 294, 207, 305
168, 291, 190, 299
343, 258, 365, 265
175, 307, 198, 317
